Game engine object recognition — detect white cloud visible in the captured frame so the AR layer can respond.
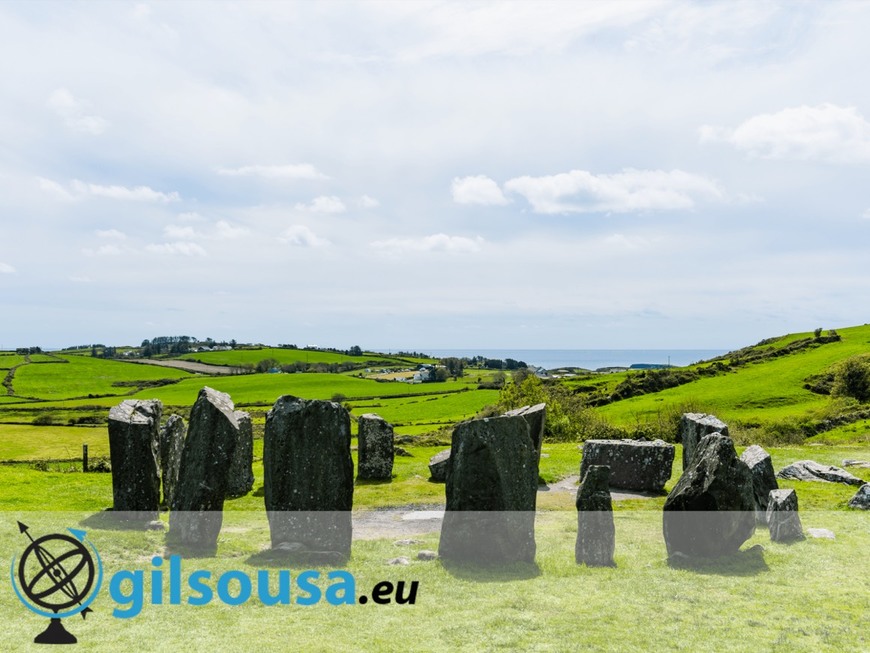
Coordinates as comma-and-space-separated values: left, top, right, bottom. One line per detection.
0, 262, 15, 274
47, 88, 109, 135
701, 104, 870, 163
145, 242, 207, 256
370, 233, 484, 253
214, 220, 248, 240
95, 229, 127, 240
451, 175, 509, 206
68, 275, 92, 283
82, 244, 123, 257
178, 212, 207, 222
217, 164, 329, 180
164, 225, 198, 240
358, 195, 380, 209
280, 225, 331, 248
70, 180, 180, 202
295, 195, 346, 214
503, 168, 723, 214
36, 177, 76, 201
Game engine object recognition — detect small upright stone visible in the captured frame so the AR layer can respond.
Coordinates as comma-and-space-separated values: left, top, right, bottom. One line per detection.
575, 465, 616, 567
108, 399, 163, 519
264, 396, 353, 560
767, 489, 804, 542
428, 449, 451, 482
169, 387, 239, 553
848, 483, 870, 510
159, 414, 186, 507
503, 403, 546, 458
226, 411, 254, 497
357, 413, 395, 481
679, 413, 729, 470
740, 445, 779, 524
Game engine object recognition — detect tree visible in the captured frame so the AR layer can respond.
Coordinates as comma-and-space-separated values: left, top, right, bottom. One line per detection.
440, 357, 465, 378
832, 356, 870, 402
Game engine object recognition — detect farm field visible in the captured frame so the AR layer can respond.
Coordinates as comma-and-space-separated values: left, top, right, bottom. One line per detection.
178, 347, 435, 368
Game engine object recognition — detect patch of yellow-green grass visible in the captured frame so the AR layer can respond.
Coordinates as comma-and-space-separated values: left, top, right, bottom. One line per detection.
0, 424, 109, 461
177, 347, 418, 368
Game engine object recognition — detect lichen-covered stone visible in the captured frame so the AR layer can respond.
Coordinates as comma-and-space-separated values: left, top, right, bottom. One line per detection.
264, 396, 353, 560
357, 413, 394, 481
575, 465, 616, 567
428, 449, 451, 482
159, 414, 185, 507
848, 483, 870, 510
767, 489, 804, 542
226, 411, 254, 497
438, 416, 537, 564
168, 387, 239, 553
777, 460, 864, 486
740, 445, 778, 524
108, 399, 163, 519
503, 403, 546, 457
663, 434, 755, 559
580, 439, 674, 492
679, 413, 729, 470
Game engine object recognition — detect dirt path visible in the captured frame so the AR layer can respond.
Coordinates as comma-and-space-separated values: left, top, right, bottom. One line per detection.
128, 358, 245, 376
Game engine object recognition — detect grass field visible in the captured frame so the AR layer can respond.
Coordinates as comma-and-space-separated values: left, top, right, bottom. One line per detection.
178, 347, 433, 368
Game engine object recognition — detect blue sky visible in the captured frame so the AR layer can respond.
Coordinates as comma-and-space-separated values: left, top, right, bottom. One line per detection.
1, 1, 869, 350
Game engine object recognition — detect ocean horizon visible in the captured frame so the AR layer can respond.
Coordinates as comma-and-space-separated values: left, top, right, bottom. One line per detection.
415, 348, 729, 371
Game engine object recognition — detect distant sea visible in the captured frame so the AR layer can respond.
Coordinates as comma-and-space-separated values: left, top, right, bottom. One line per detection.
421, 349, 729, 371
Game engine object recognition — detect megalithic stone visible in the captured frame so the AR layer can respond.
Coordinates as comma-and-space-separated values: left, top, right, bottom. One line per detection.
767, 489, 804, 542
580, 439, 675, 492
740, 445, 778, 524
169, 387, 239, 554
108, 399, 163, 519
227, 411, 254, 497
503, 403, 547, 460
438, 415, 538, 565
575, 465, 616, 567
159, 414, 186, 507
679, 413, 729, 470
428, 449, 451, 482
264, 396, 354, 560
357, 413, 394, 481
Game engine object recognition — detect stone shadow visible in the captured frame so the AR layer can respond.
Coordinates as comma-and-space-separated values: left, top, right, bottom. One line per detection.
439, 559, 541, 582
79, 509, 164, 532
666, 544, 769, 576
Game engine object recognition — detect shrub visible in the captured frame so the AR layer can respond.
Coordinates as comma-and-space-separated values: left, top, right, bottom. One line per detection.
32, 413, 55, 426
832, 356, 870, 403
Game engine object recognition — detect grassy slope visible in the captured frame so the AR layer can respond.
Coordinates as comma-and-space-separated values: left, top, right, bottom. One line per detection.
177, 347, 433, 367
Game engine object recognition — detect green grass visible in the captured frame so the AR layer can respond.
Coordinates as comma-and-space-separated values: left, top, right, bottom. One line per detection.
0, 354, 27, 369
177, 347, 431, 368
0, 424, 108, 461
347, 390, 499, 428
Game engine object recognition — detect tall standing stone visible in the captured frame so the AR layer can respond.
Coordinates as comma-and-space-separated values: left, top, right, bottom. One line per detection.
226, 411, 254, 497
663, 434, 756, 559
438, 415, 538, 565
767, 489, 804, 542
108, 399, 163, 519
503, 403, 547, 459
740, 445, 779, 524
575, 465, 616, 567
169, 387, 239, 553
264, 396, 353, 560
357, 413, 394, 481
159, 414, 186, 508
679, 413, 729, 470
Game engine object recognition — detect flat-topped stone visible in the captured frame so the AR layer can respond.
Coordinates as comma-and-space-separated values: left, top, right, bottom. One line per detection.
357, 413, 395, 481
227, 410, 254, 497
108, 399, 163, 519
679, 413, 729, 470
740, 445, 778, 524
767, 489, 804, 542
580, 439, 674, 492
777, 460, 864, 486
428, 449, 451, 482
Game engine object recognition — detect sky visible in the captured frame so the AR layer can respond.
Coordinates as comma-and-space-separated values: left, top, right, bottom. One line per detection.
1, 1, 869, 351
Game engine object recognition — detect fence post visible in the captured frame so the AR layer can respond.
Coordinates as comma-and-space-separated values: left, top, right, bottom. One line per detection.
82, 444, 89, 473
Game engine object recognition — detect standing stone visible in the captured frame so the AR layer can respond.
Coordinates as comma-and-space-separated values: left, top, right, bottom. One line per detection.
438, 415, 538, 565
503, 403, 547, 458
169, 387, 239, 553
776, 460, 864, 486
264, 396, 353, 560
357, 413, 394, 481
580, 439, 675, 492
575, 465, 616, 567
767, 489, 804, 542
226, 411, 254, 497
740, 445, 779, 524
679, 413, 729, 470
159, 414, 186, 508
108, 399, 163, 519
428, 449, 451, 482
848, 483, 870, 510
663, 434, 756, 559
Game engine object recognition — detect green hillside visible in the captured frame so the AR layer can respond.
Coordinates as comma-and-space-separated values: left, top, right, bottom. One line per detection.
177, 347, 433, 368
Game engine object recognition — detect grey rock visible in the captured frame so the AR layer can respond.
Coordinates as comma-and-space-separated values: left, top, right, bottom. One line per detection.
776, 460, 864, 486
767, 489, 804, 542
580, 439, 675, 492
394, 539, 424, 546
806, 528, 835, 540
438, 415, 538, 565
159, 414, 185, 508
679, 413, 729, 470
417, 550, 438, 561
357, 414, 394, 480
169, 387, 239, 553
503, 403, 546, 457
575, 465, 616, 567
226, 411, 254, 497
264, 396, 353, 561
108, 399, 163, 520
394, 446, 412, 457
387, 557, 410, 566
740, 445, 779, 524
428, 448, 451, 482
663, 434, 756, 558
842, 459, 870, 469
847, 483, 870, 510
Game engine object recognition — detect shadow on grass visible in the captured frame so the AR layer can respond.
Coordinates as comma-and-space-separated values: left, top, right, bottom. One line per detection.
246, 547, 348, 568
79, 509, 164, 532
440, 559, 541, 582
667, 544, 769, 576
355, 478, 393, 487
